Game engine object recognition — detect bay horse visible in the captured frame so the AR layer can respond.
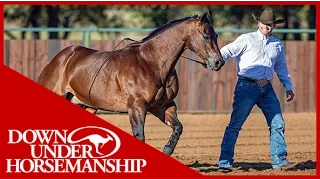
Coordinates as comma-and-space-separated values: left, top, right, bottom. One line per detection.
37, 12, 225, 156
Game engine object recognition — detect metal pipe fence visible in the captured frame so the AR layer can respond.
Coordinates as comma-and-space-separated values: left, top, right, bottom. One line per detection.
4, 27, 316, 47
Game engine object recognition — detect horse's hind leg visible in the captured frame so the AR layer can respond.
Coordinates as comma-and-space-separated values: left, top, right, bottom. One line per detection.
77, 104, 97, 114
64, 92, 97, 114
64, 92, 74, 101
128, 100, 147, 142
149, 101, 183, 156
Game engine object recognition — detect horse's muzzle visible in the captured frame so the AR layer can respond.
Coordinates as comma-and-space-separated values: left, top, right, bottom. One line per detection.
207, 59, 225, 71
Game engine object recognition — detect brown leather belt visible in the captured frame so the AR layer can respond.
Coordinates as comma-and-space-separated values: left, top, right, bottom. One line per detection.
238, 75, 271, 87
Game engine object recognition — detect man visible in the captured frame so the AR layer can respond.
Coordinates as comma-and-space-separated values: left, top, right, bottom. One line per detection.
218, 9, 295, 170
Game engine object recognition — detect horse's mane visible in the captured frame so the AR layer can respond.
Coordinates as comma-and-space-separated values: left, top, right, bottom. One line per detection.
129, 14, 200, 45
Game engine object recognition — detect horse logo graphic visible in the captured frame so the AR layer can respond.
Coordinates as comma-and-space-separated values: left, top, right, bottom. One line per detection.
67, 126, 121, 158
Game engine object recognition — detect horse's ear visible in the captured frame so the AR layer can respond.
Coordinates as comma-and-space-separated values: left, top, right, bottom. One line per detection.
200, 11, 211, 24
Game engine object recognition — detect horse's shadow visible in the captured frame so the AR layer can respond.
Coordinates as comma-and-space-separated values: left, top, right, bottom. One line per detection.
188, 160, 316, 173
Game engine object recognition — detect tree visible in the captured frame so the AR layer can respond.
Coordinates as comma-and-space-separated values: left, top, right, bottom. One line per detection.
4, 5, 315, 41
308, 5, 315, 40
46, 5, 60, 39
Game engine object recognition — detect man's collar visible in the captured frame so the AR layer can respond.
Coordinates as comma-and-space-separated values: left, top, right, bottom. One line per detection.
256, 29, 272, 40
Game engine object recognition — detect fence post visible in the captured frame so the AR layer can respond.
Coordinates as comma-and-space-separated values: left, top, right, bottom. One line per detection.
88, 30, 92, 48
81, 32, 86, 46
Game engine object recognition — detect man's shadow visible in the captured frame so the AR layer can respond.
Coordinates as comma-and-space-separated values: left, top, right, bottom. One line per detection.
188, 160, 316, 173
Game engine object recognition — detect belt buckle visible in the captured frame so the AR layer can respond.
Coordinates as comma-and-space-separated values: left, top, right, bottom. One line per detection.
257, 79, 268, 87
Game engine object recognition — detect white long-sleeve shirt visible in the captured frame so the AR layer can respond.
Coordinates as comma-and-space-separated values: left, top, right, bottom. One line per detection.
220, 30, 292, 91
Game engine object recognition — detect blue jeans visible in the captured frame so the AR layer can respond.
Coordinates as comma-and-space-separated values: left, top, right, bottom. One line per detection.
219, 79, 287, 168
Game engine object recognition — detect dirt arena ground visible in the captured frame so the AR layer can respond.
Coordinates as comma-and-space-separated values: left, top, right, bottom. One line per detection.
98, 113, 316, 176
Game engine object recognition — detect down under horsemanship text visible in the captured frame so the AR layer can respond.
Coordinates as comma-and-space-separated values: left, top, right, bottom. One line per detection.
7, 158, 147, 173
6, 129, 147, 173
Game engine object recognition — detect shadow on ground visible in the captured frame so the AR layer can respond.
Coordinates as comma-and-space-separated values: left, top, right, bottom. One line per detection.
188, 160, 316, 173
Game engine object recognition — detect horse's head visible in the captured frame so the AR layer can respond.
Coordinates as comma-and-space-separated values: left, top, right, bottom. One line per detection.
187, 12, 225, 71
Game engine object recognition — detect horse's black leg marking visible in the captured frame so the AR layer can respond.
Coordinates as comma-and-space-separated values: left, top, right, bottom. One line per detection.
64, 92, 74, 101
76, 103, 98, 114
163, 120, 183, 156
128, 100, 146, 142
77, 104, 89, 109
163, 102, 183, 156
63, 92, 90, 110
149, 101, 183, 156
64, 92, 89, 110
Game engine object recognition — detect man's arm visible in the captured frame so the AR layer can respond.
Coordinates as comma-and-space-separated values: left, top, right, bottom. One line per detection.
220, 34, 247, 61
274, 44, 295, 102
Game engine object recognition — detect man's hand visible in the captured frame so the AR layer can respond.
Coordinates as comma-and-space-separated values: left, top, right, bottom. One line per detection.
286, 90, 295, 102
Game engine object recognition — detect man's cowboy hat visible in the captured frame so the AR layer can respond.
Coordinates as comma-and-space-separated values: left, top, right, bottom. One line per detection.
252, 9, 286, 25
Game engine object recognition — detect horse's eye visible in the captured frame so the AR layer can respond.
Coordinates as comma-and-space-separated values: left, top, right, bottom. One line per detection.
202, 34, 210, 40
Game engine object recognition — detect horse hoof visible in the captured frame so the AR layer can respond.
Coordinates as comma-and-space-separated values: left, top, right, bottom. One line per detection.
163, 146, 173, 156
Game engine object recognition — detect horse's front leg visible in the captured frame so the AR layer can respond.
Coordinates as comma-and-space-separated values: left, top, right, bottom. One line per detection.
128, 100, 147, 142
149, 101, 183, 156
